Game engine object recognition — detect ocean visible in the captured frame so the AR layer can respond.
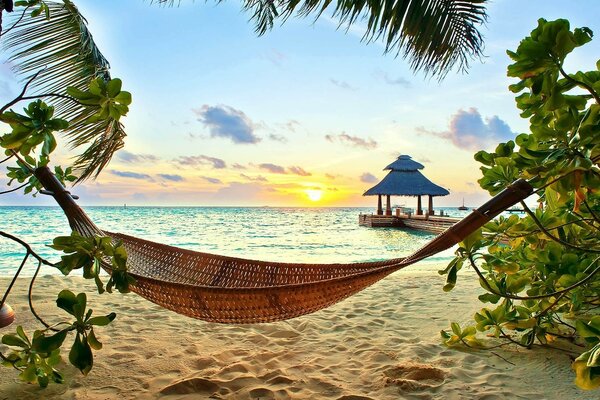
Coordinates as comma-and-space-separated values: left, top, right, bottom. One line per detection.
0, 206, 470, 277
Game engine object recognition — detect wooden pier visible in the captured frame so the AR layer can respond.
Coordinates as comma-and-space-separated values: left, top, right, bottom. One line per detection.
359, 209, 459, 234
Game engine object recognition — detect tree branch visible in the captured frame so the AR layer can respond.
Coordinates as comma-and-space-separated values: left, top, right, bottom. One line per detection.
521, 201, 600, 253
0, 6, 29, 38
0, 182, 28, 195
558, 65, 600, 104
467, 253, 600, 301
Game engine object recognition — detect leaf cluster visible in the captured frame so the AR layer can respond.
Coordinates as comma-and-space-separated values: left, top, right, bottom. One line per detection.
67, 78, 131, 123
50, 231, 135, 294
440, 19, 600, 391
0, 99, 67, 158
2, 290, 115, 384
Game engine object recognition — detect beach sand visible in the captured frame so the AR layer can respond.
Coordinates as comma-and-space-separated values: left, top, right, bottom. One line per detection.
0, 265, 593, 399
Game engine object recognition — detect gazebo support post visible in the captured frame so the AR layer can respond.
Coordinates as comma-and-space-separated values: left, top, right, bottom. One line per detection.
417, 195, 423, 215
428, 195, 434, 216
385, 195, 391, 216
377, 195, 383, 215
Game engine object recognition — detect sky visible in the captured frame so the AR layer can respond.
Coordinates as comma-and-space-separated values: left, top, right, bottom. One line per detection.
1, 0, 600, 207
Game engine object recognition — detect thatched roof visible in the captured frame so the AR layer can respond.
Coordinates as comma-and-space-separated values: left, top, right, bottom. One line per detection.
363, 155, 449, 197
384, 155, 424, 171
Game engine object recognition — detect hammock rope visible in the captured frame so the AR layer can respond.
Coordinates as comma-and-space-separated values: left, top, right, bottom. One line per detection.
33, 166, 533, 324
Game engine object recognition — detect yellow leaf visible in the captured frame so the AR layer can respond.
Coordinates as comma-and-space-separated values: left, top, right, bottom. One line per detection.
573, 360, 600, 390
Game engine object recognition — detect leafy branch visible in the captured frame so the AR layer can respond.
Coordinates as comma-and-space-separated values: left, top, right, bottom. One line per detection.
441, 19, 600, 391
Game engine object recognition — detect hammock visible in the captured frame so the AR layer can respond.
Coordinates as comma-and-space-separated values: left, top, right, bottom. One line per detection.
34, 167, 533, 324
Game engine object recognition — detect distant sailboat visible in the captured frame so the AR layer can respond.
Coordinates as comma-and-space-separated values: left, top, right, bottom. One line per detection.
458, 198, 468, 211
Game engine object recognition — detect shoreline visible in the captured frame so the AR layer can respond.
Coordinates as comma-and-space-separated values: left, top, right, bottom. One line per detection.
0, 267, 592, 399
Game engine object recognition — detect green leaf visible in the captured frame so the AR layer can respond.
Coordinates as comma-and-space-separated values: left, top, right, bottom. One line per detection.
69, 334, 93, 375
31, 330, 68, 354
106, 78, 122, 97
451, 322, 462, 336
56, 289, 78, 316
459, 229, 484, 254
576, 320, 600, 341
20, 364, 38, 384
87, 313, 116, 326
87, 329, 103, 350
478, 293, 501, 304
2, 334, 29, 348
443, 264, 458, 292
114, 91, 132, 106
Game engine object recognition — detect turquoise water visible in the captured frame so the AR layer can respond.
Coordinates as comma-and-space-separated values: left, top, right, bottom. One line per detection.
0, 207, 468, 277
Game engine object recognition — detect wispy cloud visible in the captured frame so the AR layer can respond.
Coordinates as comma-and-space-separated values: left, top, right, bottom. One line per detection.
110, 170, 153, 180
288, 166, 311, 176
201, 176, 223, 184
174, 155, 226, 169
360, 172, 378, 183
280, 120, 300, 133
268, 133, 288, 143
259, 163, 286, 174
325, 132, 378, 149
116, 150, 160, 164
373, 70, 411, 88
330, 78, 357, 91
417, 108, 516, 151
158, 174, 185, 182
232, 163, 247, 170
193, 104, 261, 144
240, 174, 268, 182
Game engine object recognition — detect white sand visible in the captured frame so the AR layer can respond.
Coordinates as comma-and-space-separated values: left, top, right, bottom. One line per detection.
0, 265, 594, 399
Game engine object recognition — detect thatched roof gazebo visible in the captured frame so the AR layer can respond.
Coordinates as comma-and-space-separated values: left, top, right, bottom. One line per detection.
363, 155, 449, 216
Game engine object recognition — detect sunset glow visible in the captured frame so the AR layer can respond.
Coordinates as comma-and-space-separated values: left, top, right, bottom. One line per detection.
0, 1, 597, 208
305, 189, 323, 202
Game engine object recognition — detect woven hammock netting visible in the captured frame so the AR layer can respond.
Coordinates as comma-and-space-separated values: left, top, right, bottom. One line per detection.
34, 167, 533, 324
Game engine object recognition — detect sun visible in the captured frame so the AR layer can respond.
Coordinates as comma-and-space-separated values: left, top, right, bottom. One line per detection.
305, 189, 323, 202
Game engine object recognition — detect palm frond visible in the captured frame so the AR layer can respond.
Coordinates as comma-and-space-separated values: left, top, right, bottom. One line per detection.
155, 0, 488, 78
281, 0, 488, 77
2, 0, 125, 181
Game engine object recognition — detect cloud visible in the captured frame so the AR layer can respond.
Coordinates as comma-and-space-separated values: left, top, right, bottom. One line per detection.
259, 163, 286, 174
418, 108, 516, 151
330, 79, 357, 91
360, 172, 378, 183
325, 173, 337, 180
417, 156, 431, 163
110, 170, 153, 180
201, 176, 223, 184
240, 174, 268, 182
116, 150, 160, 163
288, 166, 311, 176
193, 104, 261, 144
325, 132, 378, 149
232, 163, 246, 170
374, 70, 411, 88
268, 133, 288, 143
157, 174, 185, 182
174, 155, 226, 169
281, 120, 300, 133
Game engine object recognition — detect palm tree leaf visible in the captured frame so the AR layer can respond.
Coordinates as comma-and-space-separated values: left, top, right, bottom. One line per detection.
2, 0, 125, 181
156, 0, 487, 78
